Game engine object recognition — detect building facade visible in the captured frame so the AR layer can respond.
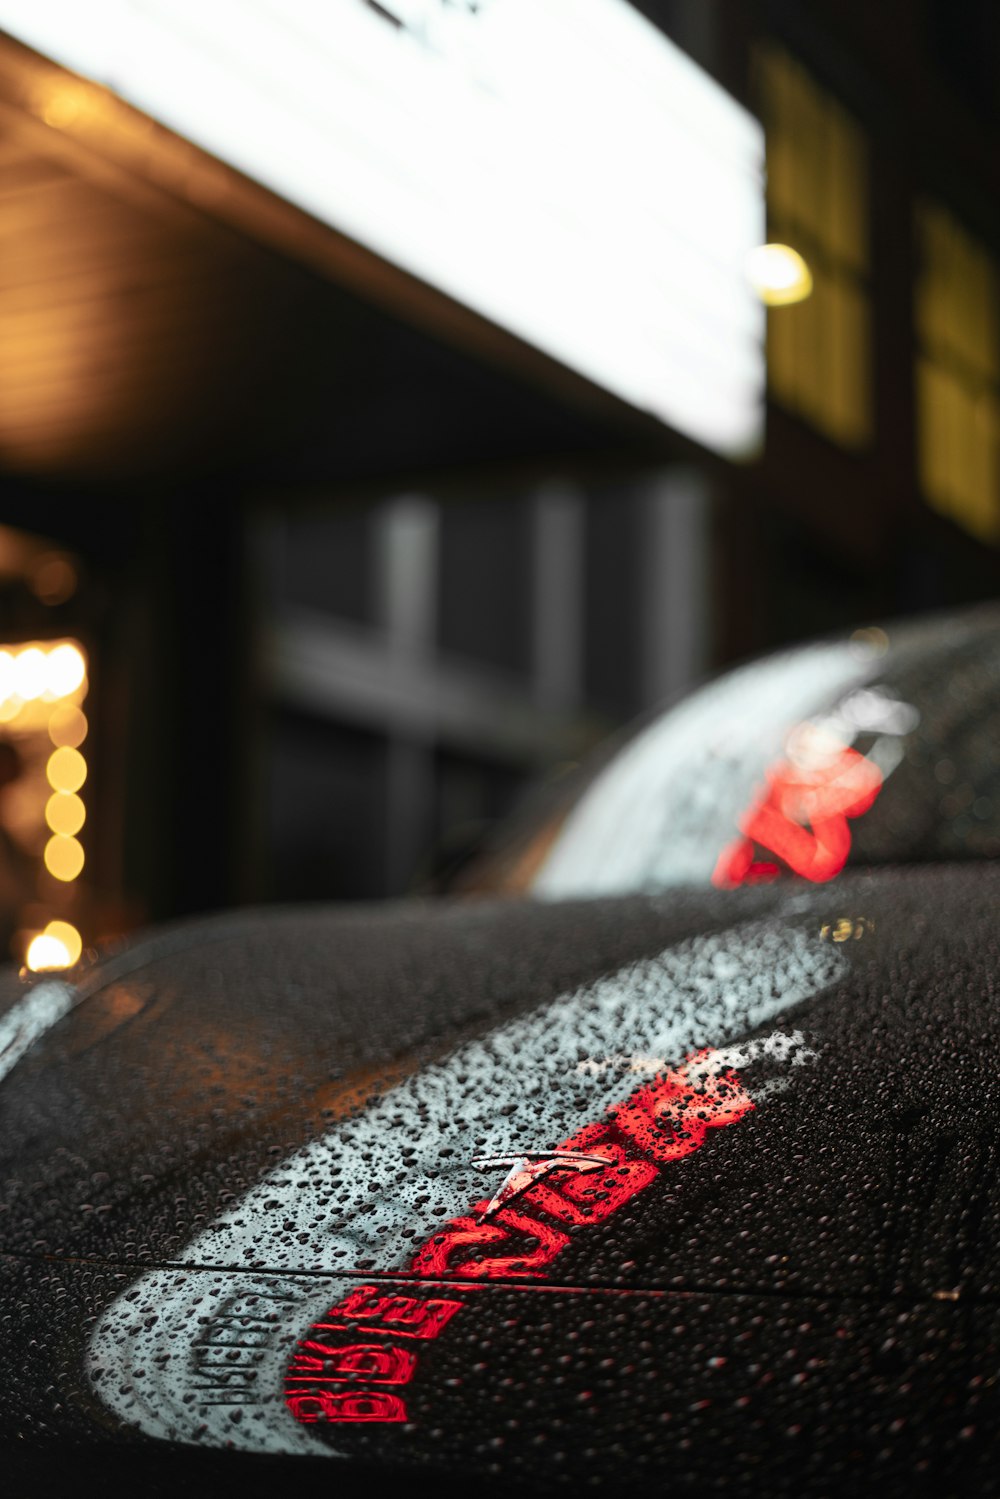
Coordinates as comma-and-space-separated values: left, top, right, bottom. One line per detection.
0, 0, 996, 948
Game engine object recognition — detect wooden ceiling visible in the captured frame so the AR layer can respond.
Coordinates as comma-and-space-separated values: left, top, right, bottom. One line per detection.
0, 32, 667, 493
0, 135, 285, 480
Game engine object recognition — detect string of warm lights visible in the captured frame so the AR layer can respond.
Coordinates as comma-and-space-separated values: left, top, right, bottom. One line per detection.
0, 639, 90, 974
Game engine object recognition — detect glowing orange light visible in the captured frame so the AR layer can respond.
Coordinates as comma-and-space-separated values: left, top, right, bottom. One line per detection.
45, 643, 86, 697
29, 555, 77, 606
48, 704, 88, 749
46, 746, 86, 792
40, 84, 87, 129
45, 791, 85, 837
43, 834, 84, 882
14, 647, 47, 700
44, 919, 82, 965
0, 650, 14, 702
26, 932, 72, 971
745, 243, 813, 306
26, 919, 83, 971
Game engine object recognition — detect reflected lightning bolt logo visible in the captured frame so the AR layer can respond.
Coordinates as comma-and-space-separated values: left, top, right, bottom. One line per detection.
471, 1151, 613, 1221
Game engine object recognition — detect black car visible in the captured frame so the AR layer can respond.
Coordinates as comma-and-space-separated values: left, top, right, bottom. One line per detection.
466, 604, 1000, 898
4, 606, 1000, 1496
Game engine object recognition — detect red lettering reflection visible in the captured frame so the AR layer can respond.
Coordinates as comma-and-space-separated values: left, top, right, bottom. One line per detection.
613, 1053, 753, 1163
287, 1051, 757, 1425
713, 738, 883, 887
313, 1285, 462, 1339
286, 1390, 407, 1423
284, 1286, 462, 1426
523, 1125, 658, 1226
411, 1206, 570, 1278
409, 1054, 752, 1283
293, 1342, 416, 1383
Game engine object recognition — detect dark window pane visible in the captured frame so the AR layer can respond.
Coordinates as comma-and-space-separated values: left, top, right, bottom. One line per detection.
425, 747, 525, 889
583, 487, 642, 718
277, 508, 374, 625
437, 496, 532, 674
266, 709, 386, 901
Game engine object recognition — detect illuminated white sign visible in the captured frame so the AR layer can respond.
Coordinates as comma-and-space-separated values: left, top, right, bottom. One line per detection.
0, 0, 766, 456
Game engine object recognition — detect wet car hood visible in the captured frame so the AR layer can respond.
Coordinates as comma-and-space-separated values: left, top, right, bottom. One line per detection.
3, 869, 1000, 1492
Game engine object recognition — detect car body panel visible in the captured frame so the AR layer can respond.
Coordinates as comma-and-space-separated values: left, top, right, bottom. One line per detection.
4, 1253, 997, 1493
3, 864, 1000, 1489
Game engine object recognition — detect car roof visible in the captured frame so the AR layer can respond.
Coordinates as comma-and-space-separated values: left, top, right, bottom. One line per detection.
464, 602, 1000, 898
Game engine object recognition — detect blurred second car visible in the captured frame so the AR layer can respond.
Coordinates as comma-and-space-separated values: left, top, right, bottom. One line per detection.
467, 603, 1000, 899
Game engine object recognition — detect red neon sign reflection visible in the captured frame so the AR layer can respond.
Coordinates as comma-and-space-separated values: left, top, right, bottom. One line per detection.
713, 738, 883, 887
411, 1057, 752, 1279
286, 1052, 754, 1425
287, 1389, 408, 1424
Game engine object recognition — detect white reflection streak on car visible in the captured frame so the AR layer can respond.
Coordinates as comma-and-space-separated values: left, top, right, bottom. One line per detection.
0, 981, 77, 1086
87, 920, 845, 1455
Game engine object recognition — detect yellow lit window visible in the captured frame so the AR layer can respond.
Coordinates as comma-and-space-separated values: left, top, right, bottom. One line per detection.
915, 201, 1000, 543
755, 44, 872, 448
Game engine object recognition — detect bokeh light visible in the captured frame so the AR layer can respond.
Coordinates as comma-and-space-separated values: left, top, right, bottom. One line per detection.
45, 791, 86, 836
745, 243, 813, 306
0, 642, 88, 709
45, 643, 86, 697
849, 626, 890, 659
25, 932, 71, 971
43, 834, 85, 881
14, 646, 47, 700
0, 636, 90, 968
25, 920, 82, 971
29, 555, 78, 606
48, 704, 88, 748
44, 919, 82, 965
46, 745, 87, 792
39, 83, 87, 130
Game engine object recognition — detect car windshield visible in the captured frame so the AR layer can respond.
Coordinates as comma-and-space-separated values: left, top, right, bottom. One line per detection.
461, 604, 1000, 898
